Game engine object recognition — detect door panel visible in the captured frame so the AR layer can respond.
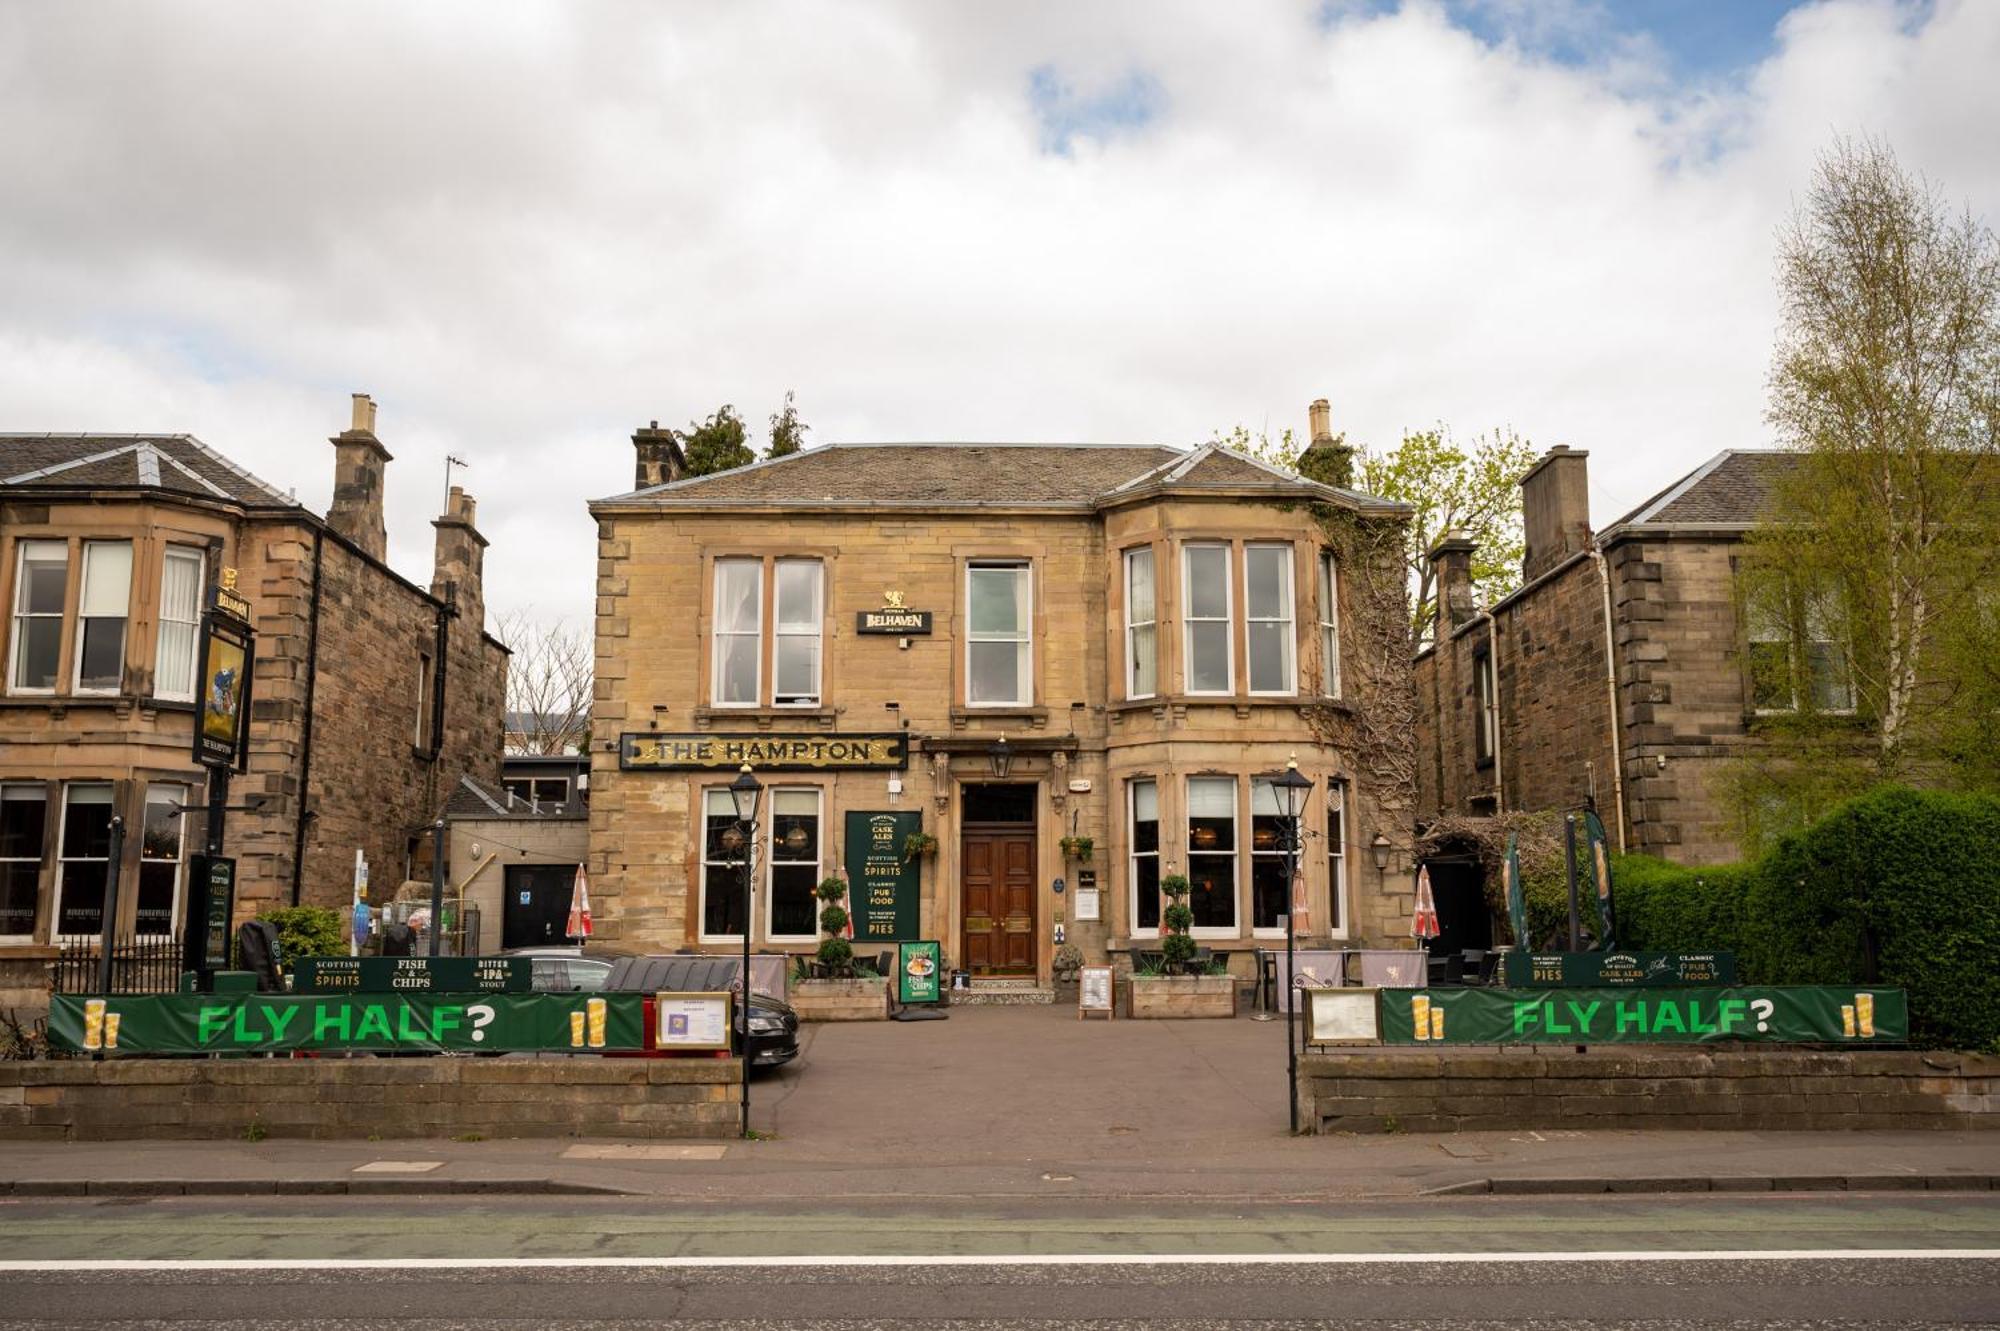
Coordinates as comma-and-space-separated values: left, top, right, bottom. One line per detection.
503, 864, 575, 950
962, 829, 1035, 974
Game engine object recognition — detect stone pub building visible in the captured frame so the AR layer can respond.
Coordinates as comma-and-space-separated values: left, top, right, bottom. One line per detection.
588, 403, 1420, 989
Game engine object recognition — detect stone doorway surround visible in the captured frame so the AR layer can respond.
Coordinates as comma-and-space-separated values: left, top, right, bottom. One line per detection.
959, 783, 1037, 976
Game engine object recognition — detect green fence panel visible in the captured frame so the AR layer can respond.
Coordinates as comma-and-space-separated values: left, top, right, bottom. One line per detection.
49, 991, 646, 1055
1382, 985, 1907, 1045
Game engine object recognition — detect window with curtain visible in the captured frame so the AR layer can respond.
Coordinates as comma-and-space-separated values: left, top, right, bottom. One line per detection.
137, 784, 187, 935
701, 789, 749, 939
0, 784, 46, 939
1130, 779, 1160, 934
54, 784, 114, 937
9, 541, 67, 693
1186, 776, 1237, 933
1183, 544, 1232, 694
74, 541, 132, 694
1250, 778, 1291, 933
767, 788, 820, 939
1124, 547, 1156, 699
772, 560, 823, 706
712, 559, 762, 706
966, 562, 1031, 705
1245, 544, 1295, 694
1318, 550, 1341, 698
155, 546, 204, 703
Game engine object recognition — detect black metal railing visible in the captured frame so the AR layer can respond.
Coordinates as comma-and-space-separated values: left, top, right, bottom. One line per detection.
52, 934, 185, 995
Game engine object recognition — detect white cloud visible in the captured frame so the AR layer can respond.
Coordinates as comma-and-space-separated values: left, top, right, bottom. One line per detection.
1, 0, 1994, 630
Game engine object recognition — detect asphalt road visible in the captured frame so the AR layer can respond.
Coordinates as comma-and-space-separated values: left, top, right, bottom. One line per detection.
1, 1194, 1994, 1327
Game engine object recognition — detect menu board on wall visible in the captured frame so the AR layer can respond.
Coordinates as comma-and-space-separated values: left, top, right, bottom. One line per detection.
843, 811, 924, 942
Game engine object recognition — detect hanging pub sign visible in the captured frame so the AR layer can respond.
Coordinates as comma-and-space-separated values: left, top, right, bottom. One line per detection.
856, 589, 932, 635
621, 732, 909, 772
192, 568, 254, 770
845, 811, 923, 941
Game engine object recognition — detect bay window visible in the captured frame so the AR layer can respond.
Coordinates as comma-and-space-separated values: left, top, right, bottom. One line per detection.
137, 784, 188, 936
155, 546, 205, 703
1245, 544, 1295, 694
1185, 776, 1237, 933
1129, 779, 1160, 934
9, 540, 68, 693
1250, 778, 1291, 934
1124, 547, 1156, 699
53, 784, 114, 937
966, 562, 1031, 706
1318, 550, 1341, 697
74, 541, 132, 694
1326, 782, 1347, 936
0, 785, 46, 940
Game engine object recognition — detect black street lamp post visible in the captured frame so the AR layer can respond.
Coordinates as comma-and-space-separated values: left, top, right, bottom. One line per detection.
728, 763, 763, 1139
1265, 757, 1315, 1135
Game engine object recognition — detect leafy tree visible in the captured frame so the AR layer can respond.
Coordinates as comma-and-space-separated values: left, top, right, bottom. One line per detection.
680, 404, 756, 476
1747, 137, 2000, 784
1218, 419, 1539, 642
767, 390, 809, 459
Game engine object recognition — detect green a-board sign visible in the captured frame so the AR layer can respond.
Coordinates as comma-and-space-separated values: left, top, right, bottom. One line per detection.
291, 955, 532, 994
897, 940, 943, 1005
844, 811, 923, 942
49, 991, 645, 1055
1382, 985, 1906, 1045
1502, 950, 1735, 988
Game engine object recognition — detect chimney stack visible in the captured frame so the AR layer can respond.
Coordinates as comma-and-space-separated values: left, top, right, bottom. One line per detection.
1428, 530, 1478, 636
1518, 445, 1592, 582
431, 484, 488, 628
1297, 396, 1357, 489
633, 420, 686, 490
327, 393, 392, 561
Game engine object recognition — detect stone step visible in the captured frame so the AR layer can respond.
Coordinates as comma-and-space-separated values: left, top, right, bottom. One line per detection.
951, 981, 1056, 1006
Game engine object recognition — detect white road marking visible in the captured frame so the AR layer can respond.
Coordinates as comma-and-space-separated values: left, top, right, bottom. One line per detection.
350, 1161, 443, 1174
559, 1144, 728, 1161
0, 1250, 1993, 1273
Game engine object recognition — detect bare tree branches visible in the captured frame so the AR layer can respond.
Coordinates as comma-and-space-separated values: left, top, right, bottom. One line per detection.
496, 610, 593, 755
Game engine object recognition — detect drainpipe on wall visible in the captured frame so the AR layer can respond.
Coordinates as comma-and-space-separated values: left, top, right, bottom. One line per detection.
289, 526, 326, 906
1590, 546, 1628, 852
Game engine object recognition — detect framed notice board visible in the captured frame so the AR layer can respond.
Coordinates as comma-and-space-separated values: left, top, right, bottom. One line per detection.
1078, 965, 1114, 1020
844, 811, 923, 942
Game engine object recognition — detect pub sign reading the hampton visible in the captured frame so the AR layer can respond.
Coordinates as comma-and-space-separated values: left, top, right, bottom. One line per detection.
620, 733, 910, 772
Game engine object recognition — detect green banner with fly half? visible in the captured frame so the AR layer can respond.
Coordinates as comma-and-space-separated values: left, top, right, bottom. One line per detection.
1382, 985, 1907, 1045
49, 992, 645, 1055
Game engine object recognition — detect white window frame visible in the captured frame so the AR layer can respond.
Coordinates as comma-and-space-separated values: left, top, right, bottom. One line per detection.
72, 540, 132, 696
711, 558, 764, 709
1181, 543, 1234, 696
1803, 589, 1856, 715
136, 782, 188, 938
9, 539, 68, 696
1185, 775, 1239, 939
1326, 781, 1348, 940
1318, 550, 1341, 699
765, 786, 823, 943
1249, 777, 1290, 940
51, 782, 114, 940
699, 787, 751, 944
154, 545, 205, 704
771, 559, 824, 708
1124, 547, 1157, 701
0, 782, 47, 944
1128, 778, 1160, 936
1475, 651, 1497, 764
1244, 543, 1296, 696
965, 561, 1032, 707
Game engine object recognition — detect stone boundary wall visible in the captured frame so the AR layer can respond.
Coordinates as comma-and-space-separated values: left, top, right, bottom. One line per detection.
0, 1058, 739, 1141
1299, 1049, 1998, 1134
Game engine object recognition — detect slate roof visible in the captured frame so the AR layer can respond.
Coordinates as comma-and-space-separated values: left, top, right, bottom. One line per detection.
593, 440, 1406, 512
0, 434, 296, 508
445, 775, 588, 822
1607, 449, 1802, 531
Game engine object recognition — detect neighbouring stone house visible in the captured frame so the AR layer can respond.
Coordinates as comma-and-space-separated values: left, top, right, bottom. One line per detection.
1412, 446, 1817, 946
445, 773, 588, 955
0, 395, 507, 1011
587, 402, 1421, 991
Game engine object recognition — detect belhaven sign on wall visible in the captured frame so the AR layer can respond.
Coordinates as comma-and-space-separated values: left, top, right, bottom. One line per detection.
856, 608, 933, 635
620, 733, 910, 772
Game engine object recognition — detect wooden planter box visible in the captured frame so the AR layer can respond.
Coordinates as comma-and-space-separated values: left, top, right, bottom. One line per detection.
1127, 974, 1237, 1019
788, 977, 889, 1022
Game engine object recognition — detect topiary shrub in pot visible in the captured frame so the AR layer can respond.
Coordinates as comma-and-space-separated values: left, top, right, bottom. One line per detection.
813, 875, 854, 978
1159, 874, 1197, 975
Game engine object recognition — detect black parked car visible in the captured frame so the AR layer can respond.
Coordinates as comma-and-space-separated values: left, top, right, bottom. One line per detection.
599, 954, 801, 1071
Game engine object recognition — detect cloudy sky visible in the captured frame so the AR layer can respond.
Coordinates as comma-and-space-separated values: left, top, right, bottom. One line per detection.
3, 0, 1995, 636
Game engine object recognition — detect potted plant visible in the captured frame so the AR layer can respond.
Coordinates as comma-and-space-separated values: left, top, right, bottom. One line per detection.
787, 877, 889, 1021
903, 831, 938, 862
1128, 874, 1236, 1018
1058, 835, 1094, 863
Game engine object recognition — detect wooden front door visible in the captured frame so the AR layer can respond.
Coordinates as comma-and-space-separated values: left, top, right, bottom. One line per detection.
961, 829, 1036, 974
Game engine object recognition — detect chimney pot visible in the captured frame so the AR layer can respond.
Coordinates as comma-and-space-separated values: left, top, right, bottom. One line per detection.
350, 393, 377, 435
327, 393, 392, 561
1308, 398, 1332, 444
1297, 397, 1355, 489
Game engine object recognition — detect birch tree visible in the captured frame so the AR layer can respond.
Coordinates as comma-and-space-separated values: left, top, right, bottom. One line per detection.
496, 612, 593, 755
1756, 138, 2000, 780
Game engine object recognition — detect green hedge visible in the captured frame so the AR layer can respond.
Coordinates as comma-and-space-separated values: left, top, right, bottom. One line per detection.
254, 906, 346, 964
1612, 786, 2000, 1051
